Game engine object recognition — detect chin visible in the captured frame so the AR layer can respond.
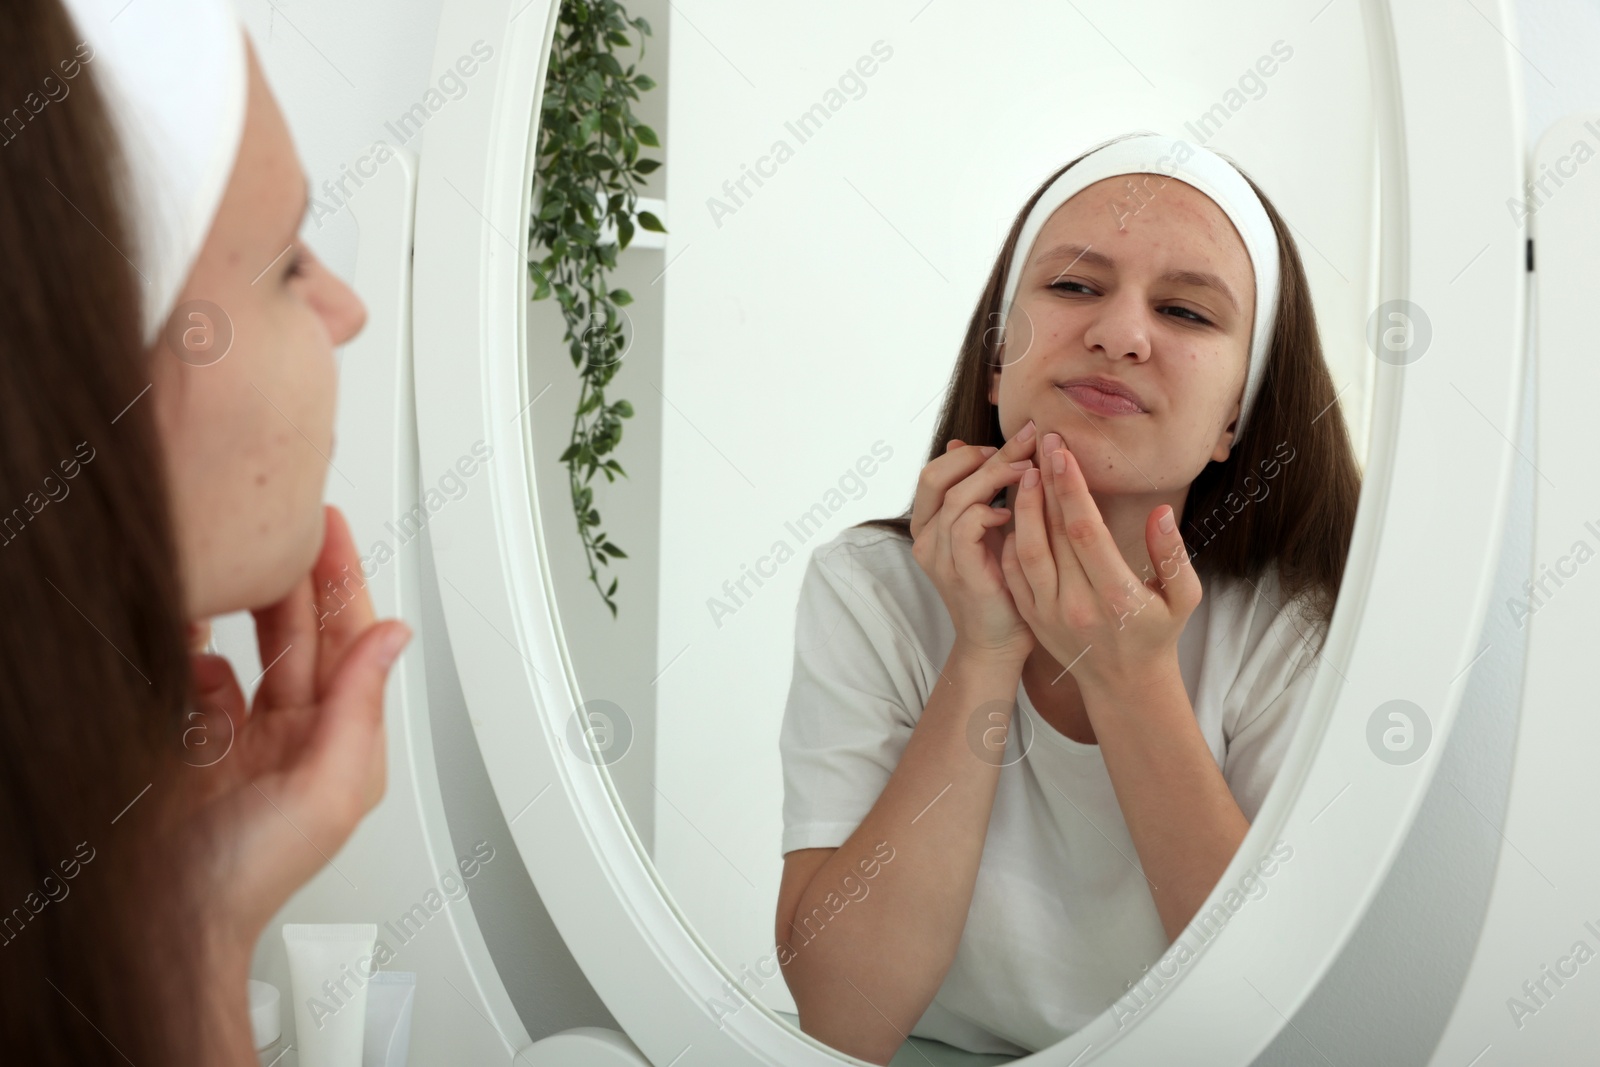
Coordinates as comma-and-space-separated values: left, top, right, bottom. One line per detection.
234, 507, 327, 615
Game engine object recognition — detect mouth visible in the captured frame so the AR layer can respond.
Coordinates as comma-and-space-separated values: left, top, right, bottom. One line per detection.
1055, 377, 1147, 416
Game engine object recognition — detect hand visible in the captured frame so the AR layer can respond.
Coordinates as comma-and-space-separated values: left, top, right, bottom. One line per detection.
909, 419, 1041, 662
181, 505, 411, 954
999, 433, 1201, 696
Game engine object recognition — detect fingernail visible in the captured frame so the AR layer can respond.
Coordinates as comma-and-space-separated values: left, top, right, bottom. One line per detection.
1022, 468, 1040, 489
1016, 420, 1037, 443
979, 446, 998, 457
378, 623, 413, 667
1010, 460, 1033, 470
1158, 506, 1176, 533
1051, 450, 1066, 474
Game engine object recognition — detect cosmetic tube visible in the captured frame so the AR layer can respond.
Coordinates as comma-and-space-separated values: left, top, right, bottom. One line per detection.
282, 923, 377, 1067
248, 979, 281, 1063
362, 971, 416, 1067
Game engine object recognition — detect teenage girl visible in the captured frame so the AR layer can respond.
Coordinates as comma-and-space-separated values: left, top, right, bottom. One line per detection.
1, 2, 409, 1062
775, 132, 1360, 1062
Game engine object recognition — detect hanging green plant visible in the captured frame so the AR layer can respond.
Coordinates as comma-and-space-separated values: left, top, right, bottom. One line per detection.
529, 0, 665, 619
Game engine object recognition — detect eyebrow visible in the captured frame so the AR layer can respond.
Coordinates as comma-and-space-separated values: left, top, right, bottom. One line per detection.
1033, 242, 1242, 316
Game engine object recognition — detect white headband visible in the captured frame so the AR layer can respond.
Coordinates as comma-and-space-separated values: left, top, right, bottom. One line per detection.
998, 133, 1280, 442
59, 0, 248, 348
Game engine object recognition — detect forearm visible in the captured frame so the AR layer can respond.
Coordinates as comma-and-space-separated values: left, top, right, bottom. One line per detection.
201, 937, 262, 1066
781, 640, 1023, 1065
1083, 664, 1250, 943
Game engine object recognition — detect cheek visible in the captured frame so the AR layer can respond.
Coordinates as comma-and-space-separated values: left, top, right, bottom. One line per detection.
234, 310, 337, 521
276, 310, 339, 450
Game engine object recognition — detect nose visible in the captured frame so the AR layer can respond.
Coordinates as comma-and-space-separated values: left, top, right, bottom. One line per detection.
1081, 287, 1152, 362
324, 270, 367, 347
334, 283, 368, 347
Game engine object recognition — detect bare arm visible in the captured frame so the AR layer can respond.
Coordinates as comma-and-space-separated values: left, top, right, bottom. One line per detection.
1083, 663, 1250, 943
776, 640, 1025, 1066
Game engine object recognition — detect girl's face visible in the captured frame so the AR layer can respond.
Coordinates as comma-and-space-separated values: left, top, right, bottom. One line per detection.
989, 174, 1256, 497
150, 41, 366, 619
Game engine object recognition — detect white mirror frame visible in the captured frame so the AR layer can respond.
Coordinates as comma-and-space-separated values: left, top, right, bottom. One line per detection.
412, 0, 1527, 1061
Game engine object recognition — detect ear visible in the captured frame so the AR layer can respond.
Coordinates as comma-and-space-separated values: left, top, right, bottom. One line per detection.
1211, 400, 1242, 462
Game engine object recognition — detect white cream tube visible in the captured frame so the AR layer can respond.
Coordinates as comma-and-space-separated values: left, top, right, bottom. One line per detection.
282, 923, 378, 1067
362, 971, 416, 1067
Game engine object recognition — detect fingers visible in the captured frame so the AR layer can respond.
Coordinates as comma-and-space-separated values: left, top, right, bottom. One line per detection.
1008, 464, 1059, 600
999, 528, 1034, 621
1145, 504, 1201, 610
929, 422, 1041, 536
911, 440, 999, 538
187, 620, 213, 654
251, 572, 320, 712
310, 505, 378, 693
286, 620, 412, 827
1040, 436, 1126, 606
1037, 435, 1093, 609
948, 497, 1012, 587
185, 652, 251, 797
912, 421, 1041, 537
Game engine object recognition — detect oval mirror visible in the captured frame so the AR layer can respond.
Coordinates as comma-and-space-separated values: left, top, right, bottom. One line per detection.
412, 0, 1525, 1062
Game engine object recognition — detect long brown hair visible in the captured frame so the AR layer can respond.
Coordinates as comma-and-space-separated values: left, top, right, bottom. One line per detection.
858, 133, 1361, 634
1, 1, 207, 1062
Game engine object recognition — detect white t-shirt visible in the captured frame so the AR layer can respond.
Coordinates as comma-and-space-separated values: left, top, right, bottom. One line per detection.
778, 523, 1326, 1055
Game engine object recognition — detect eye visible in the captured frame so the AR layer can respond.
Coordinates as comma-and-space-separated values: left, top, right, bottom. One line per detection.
1049, 280, 1212, 326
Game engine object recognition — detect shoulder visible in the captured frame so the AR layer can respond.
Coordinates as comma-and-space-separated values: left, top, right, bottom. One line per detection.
801, 524, 921, 597
796, 523, 949, 651
1201, 560, 1327, 717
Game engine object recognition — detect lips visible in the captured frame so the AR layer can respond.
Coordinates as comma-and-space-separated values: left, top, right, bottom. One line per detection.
1056, 377, 1146, 416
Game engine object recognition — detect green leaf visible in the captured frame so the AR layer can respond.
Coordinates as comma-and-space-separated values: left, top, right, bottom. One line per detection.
610, 288, 633, 306
612, 399, 634, 418
634, 124, 660, 147
633, 158, 661, 175
633, 74, 656, 91
636, 210, 665, 233
600, 541, 629, 559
